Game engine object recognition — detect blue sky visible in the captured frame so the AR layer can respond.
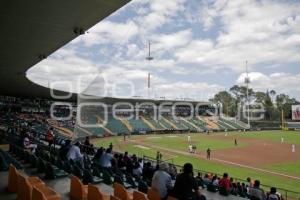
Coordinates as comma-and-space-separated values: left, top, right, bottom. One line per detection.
27, 0, 300, 101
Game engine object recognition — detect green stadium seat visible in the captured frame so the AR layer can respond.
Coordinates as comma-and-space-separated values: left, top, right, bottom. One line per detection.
30, 154, 38, 168
0, 153, 9, 171
44, 162, 68, 179
114, 175, 132, 189
36, 157, 46, 173
72, 165, 83, 179
82, 169, 103, 184
138, 179, 148, 194
126, 175, 138, 188
63, 161, 73, 173
103, 170, 113, 185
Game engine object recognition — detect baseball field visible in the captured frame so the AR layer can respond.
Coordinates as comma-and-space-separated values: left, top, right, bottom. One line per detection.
94, 130, 300, 199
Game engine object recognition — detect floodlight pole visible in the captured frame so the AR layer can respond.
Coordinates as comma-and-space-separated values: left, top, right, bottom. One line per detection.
145, 42, 154, 99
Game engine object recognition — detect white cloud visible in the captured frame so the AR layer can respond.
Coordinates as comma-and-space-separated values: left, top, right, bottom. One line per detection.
236, 72, 300, 99
175, 0, 300, 72
151, 30, 192, 52
72, 21, 139, 46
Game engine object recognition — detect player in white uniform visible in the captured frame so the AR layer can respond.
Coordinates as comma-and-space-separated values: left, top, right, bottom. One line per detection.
292, 144, 295, 153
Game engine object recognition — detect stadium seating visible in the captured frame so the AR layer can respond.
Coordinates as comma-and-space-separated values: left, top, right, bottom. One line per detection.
220, 118, 245, 129
128, 119, 151, 132
87, 184, 109, 200
166, 196, 178, 200
145, 118, 165, 130
44, 162, 68, 179
133, 190, 148, 200
147, 188, 161, 200
17, 173, 45, 200
113, 182, 133, 200
217, 119, 234, 130
110, 195, 122, 200
32, 186, 61, 200
69, 175, 88, 200
158, 118, 174, 129
178, 119, 198, 132
188, 119, 208, 131
105, 117, 130, 134
168, 119, 189, 130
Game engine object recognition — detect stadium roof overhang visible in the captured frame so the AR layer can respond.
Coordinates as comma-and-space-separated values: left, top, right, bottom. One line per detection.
0, 0, 130, 101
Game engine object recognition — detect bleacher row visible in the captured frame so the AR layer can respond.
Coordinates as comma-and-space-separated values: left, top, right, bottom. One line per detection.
78, 116, 247, 137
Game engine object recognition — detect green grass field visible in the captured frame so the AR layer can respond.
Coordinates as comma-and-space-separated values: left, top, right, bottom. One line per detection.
94, 130, 300, 198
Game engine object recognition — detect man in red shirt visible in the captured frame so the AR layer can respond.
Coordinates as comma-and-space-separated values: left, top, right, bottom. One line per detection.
46, 127, 54, 146
219, 173, 231, 195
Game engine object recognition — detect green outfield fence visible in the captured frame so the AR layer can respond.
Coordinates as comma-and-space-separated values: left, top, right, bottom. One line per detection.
143, 155, 300, 200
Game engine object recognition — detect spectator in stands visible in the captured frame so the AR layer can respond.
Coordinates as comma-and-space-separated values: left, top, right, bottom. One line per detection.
126, 156, 134, 174
247, 177, 254, 187
143, 161, 154, 181
46, 127, 54, 146
173, 163, 206, 200
266, 187, 282, 200
118, 154, 125, 169
67, 141, 83, 166
92, 148, 103, 164
138, 158, 144, 170
123, 151, 131, 164
240, 183, 248, 197
212, 175, 219, 187
248, 180, 266, 200
84, 136, 91, 146
151, 162, 172, 200
111, 153, 118, 170
168, 164, 177, 179
99, 148, 114, 168
23, 133, 37, 153
132, 161, 142, 178
195, 172, 204, 188
207, 175, 218, 193
59, 139, 71, 159
202, 174, 210, 187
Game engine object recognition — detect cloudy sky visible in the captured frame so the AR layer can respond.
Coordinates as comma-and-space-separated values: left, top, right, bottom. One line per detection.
27, 0, 300, 101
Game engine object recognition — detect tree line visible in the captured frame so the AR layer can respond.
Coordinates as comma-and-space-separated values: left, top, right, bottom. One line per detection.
210, 85, 299, 121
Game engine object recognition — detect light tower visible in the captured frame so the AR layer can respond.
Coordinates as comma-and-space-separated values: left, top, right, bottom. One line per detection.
145, 42, 153, 61
245, 60, 251, 128
145, 42, 153, 98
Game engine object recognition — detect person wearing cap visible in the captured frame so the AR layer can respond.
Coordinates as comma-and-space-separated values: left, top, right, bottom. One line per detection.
151, 162, 172, 200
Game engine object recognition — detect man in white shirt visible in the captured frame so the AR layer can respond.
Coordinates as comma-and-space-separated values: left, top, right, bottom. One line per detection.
151, 162, 172, 199
67, 142, 83, 165
99, 148, 113, 168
